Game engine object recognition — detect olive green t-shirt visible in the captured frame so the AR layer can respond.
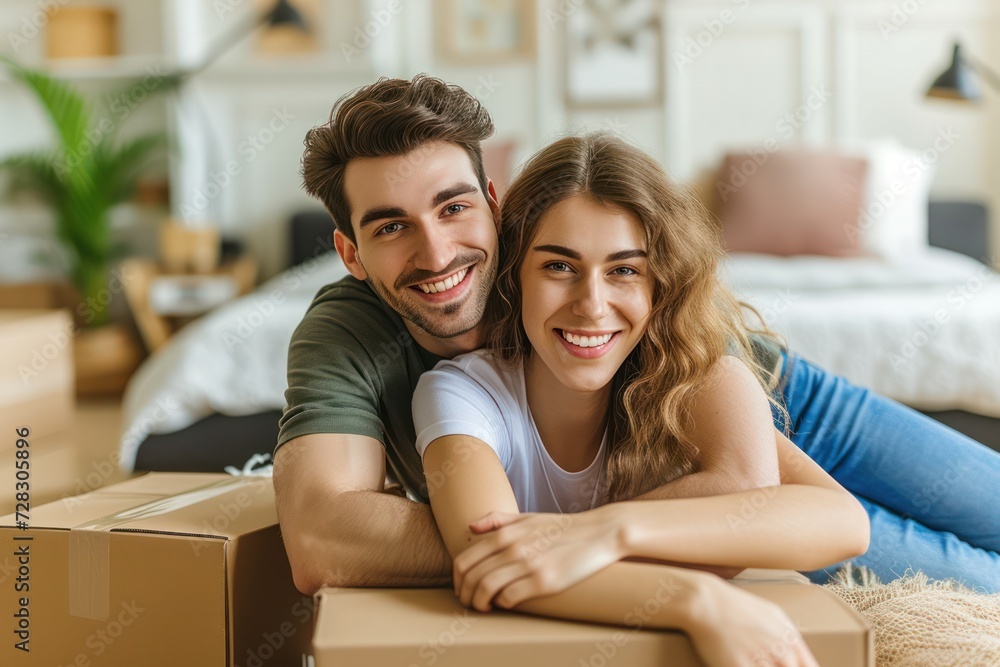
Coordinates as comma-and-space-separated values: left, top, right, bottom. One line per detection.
276, 275, 445, 503
276, 274, 785, 504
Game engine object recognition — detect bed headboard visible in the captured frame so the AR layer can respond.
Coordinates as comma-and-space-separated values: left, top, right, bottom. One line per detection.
286, 201, 992, 268
928, 201, 990, 262
289, 211, 336, 267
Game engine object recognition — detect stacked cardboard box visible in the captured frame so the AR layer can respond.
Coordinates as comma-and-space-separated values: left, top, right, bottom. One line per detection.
0, 309, 78, 514
312, 569, 873, 667
0, 309, 75, 443
0, 472, 311, 666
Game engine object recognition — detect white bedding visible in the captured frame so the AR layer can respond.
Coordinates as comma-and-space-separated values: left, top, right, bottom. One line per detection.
723, 247, 1000, 417
119, 253, 351, 472
119, 246, 1000, 472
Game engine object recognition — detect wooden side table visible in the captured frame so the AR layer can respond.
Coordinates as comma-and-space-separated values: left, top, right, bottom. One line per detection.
122, 256, 257, 352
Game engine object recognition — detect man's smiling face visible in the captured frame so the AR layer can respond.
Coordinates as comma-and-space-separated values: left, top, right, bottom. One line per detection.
336, 141, 500, 342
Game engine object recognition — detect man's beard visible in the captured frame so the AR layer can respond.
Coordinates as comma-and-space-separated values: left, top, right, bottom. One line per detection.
362, 250, 498, 339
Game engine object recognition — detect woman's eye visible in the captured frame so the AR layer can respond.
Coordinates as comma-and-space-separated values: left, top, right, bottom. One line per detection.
377, 222, 404, 236
546, 262, 572, 272
445, 203, 467, 215
612, 266, 639, 276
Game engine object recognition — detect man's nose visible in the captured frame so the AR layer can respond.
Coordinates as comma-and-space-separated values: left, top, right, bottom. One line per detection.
412, 221, 456, 274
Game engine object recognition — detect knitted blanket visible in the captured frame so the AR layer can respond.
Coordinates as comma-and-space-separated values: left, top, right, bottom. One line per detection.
822, 564, 1000, 666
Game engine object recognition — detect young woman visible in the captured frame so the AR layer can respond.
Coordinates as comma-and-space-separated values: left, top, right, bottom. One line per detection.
412, 134, 872, 667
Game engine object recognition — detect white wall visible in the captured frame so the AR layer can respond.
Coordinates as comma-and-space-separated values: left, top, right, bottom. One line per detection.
2, 0, 999, 281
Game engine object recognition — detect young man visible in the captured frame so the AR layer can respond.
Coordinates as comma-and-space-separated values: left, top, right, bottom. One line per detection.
273, 75, 784, 595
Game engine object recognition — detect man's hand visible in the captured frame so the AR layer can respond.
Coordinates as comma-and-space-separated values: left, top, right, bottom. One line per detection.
454, 510, 624, 611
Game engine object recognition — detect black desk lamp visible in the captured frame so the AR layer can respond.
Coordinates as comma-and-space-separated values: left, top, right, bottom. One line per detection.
179, 0, 309, 80
927, 42, 1000, 102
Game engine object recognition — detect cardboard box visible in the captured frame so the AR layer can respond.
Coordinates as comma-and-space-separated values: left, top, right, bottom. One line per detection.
313, 569, 872, 667
0, 472, 313, 666
0, 309, 75, 446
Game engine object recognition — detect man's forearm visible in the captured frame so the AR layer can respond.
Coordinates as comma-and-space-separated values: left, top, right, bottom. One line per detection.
315, 489, 452, 588
632, 470, 754, 501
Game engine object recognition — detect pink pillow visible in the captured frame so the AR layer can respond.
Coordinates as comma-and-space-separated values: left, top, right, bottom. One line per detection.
716, 150, 869, 256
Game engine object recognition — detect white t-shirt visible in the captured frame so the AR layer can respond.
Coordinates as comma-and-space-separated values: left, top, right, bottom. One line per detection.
412, 349, 609, 513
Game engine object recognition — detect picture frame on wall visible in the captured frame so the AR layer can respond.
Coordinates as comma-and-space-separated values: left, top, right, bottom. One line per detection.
435, 0, 536, 64
564, 0, 663, 109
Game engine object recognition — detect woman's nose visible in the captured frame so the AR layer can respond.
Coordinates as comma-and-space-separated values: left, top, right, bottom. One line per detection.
571, 275, 611, 321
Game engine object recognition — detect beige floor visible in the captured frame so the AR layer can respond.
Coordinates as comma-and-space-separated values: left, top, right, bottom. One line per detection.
0, 397, 132, 517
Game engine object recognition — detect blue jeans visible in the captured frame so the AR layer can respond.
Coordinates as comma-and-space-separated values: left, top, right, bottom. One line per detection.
771, 350, 1000, 593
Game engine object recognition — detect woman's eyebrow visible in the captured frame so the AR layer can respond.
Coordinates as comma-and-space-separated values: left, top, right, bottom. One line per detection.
533, 244, 647, 261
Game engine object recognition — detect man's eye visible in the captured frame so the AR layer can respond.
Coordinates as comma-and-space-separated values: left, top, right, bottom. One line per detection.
377, 222, 404, 236
445, 204, 467, 215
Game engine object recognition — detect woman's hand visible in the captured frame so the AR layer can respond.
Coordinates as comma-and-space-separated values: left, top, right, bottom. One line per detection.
685, 577, 820, 667
453, 509, 624, 611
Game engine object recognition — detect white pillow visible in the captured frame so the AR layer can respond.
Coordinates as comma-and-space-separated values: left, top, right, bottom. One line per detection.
849, 138, 935, 260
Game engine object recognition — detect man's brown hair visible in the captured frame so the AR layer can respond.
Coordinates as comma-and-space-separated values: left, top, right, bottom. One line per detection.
301, 74, 495, 244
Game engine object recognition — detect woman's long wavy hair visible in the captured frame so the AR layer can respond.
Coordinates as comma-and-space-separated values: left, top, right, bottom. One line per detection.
487, 134, 790, 504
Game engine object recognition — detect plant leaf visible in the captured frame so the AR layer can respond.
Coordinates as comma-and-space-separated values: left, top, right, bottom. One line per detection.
92, 132, 168, 207
0, 151, 65, 203
0, 56, 92, 169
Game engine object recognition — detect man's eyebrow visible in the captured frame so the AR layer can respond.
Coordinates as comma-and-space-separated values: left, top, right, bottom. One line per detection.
432, 183, 478, 207
532, 245, 647, 262
359, 206, 408, 229
357, 182, 478, 229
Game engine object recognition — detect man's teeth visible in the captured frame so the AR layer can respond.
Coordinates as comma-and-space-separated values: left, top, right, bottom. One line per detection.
418, 267, 468, 294
560, 330, 613, 348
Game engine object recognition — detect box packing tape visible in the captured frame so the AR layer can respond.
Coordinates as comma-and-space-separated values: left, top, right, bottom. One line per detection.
68, 476, 260, 620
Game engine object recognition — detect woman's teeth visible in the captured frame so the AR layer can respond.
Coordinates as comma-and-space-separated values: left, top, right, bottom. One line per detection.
560, 330, 613, 348
418, 267, 468, 294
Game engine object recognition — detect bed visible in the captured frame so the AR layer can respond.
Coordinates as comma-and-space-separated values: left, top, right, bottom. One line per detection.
120, 202, 1000, 474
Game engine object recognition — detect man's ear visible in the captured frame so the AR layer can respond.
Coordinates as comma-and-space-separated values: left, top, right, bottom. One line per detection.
486, 178, 500, 231
334, 229, 368, 281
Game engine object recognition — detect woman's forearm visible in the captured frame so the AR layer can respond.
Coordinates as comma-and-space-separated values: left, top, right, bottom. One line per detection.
510, 559, 711, 633
602, 484, 870, 571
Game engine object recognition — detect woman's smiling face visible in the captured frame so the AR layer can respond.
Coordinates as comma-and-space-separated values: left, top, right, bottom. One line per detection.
519, 195, 654, 393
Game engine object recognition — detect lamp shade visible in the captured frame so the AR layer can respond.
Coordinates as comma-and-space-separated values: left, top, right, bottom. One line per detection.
266, 0, 309, 32
927, 43, 982, 101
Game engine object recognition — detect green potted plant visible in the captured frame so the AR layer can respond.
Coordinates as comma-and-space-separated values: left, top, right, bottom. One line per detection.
0, 55, 176, 393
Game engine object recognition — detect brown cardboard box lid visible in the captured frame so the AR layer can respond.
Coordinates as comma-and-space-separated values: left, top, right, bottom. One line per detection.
0, 471, 276, 538
313, 569, 872, 667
